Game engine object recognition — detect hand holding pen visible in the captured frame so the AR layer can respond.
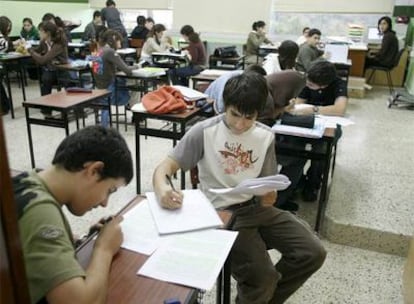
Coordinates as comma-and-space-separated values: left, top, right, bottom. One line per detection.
164, 174, 183, 209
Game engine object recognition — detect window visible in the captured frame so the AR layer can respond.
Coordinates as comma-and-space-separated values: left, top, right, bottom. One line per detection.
120, 9, 173, 33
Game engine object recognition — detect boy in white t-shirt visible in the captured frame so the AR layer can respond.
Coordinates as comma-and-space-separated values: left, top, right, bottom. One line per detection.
153, 72, 326, 304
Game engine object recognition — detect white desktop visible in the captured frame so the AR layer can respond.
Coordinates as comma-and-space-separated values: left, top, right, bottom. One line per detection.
367, 27, 383, 44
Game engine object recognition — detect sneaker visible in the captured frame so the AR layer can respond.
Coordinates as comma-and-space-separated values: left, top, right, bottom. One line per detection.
302, 186, 318, 202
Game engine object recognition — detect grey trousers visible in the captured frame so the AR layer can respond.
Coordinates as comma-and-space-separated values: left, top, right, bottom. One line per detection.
229, 204, 326, 304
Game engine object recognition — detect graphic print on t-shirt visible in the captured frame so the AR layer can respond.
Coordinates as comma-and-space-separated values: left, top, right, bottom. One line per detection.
219, 141, 258, 175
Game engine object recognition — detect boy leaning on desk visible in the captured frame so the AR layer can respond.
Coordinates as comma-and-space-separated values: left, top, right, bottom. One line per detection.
279, 59, 348, 205
153, 72, 326, 304
13, 126, 133, 304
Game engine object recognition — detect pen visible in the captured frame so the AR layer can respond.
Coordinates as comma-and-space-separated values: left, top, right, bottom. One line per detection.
165, 174, 177, 192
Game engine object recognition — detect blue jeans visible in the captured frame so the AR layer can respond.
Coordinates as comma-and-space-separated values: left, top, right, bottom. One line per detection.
169, 65, 203, 86
100, 79, 130, 127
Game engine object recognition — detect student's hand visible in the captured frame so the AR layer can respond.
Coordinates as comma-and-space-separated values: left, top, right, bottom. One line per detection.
284, 99, 296, 112
94, 215, 124, 256
259, 191, 277, 207
158, 188, 183, 210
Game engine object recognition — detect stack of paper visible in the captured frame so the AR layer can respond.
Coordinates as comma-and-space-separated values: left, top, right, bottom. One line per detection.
172, 85, 208, 101
209, 174, 291, 195
132, 67, 166, 77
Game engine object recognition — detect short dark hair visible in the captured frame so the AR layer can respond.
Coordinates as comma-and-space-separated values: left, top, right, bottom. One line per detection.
42, 13, 55, 23
308, 28, 321, 37
223, 72, 269, 115
245, 64, 267, 76
137, 15, 146, 25
93, 10, 101, 19
306, 60, 337, 86
22, 17, 33, 25
52, 126, 133, 184
278, 40, 299, 70
146, 17, 155, 24
106, 0, 115, 6
252, 21, 266, 31
302, 27, 310, 34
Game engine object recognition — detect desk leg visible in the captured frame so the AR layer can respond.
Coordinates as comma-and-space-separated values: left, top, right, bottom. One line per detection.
115, 77, 119, 131
314, 141, 333, 232
19, 61, 26, 101
178, 122, 186, 189
63, 112, 70, 136
135, 114, 141, 194
25, 107, 35, 168
5, 65, 15, 119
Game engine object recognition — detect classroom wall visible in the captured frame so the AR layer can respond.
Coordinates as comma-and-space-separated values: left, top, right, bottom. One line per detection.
1, 1, 94, 36
173, 0, 272, 35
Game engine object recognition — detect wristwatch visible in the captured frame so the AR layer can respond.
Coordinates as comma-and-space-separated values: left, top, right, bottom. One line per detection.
313, 106, 319, 114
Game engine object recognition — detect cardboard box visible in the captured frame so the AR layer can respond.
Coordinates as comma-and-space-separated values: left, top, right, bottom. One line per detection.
348, 86, 365, 98
348, 77, 366, 98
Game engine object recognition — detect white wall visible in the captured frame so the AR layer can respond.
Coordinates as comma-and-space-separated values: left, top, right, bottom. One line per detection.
173, 0, 272, 34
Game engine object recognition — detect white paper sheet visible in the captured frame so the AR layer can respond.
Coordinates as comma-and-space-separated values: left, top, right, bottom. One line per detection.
146, 190, 223, 235
317, 115, 355, 128
325, 44, 349, 64
172, 85, 208, 101
120, 200, 167, 255
209, 174, 291, 195
138, 229, 238, 290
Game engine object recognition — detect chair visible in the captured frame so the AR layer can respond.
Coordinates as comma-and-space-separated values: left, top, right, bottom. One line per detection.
366, 48, 406, 96
129, 38, 145, 60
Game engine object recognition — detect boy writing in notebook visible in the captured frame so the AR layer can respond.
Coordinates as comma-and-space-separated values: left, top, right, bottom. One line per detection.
153, 72, 326, 304
13, 126, 133, 304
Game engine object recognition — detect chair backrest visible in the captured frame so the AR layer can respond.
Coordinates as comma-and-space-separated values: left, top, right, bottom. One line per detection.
129, 38, 145, 60
392, 48, 406, 70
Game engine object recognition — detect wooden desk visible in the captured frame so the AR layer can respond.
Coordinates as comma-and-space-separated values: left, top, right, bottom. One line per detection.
133, 107, 210, 194
23, 89, 111, 168
0, 53, 31, 118
275, 127, 337, 232
348, 45, 368, 77
209, 55, 245, 70
76, 196, 233, 304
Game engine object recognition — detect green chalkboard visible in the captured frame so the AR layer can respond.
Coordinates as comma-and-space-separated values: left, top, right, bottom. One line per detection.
11, 0, 88, 3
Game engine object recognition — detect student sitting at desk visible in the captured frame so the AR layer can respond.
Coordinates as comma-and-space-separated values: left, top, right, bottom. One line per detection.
282, 60, 348, 205
169, 25, 207, 86
262, 39, 299, 74
153, 72, 326, 304
245, 20, 273, 65
130, 15, 147, 40
295, 28, 324, 72
88, 29, 136, 127
296, 27, 310, 46
140, 24, 172, 63
365, 16, 399, 70
13, 126, 133, 304
82, 10, 102, 42
29, 21, 68, 104
20, 17, 40, 41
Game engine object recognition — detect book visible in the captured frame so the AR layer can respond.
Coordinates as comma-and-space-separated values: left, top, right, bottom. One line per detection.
272, 116, 326, 138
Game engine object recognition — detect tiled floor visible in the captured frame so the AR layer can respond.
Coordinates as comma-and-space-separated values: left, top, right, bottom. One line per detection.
2, 79, 412, 303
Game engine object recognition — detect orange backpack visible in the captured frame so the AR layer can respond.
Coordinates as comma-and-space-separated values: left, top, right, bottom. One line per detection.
142, 86, 187, 114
